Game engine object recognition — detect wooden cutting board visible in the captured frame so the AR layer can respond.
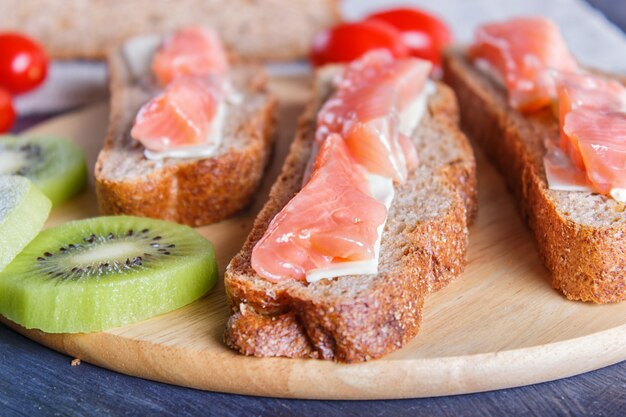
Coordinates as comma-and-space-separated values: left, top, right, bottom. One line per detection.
3, 75, 626, 400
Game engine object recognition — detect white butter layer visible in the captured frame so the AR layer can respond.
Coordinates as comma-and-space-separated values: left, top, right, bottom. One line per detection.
122, 34, 162, 79
543, 145, 591, 192
610, 188, 626, 202
398, 81, 436, 136
305, 82, 434, 283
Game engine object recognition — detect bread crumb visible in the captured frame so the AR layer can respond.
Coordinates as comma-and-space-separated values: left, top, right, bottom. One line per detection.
71, 358, 81, 367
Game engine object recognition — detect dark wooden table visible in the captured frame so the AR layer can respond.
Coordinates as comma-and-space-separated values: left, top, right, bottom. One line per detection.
2, 2, 626, 416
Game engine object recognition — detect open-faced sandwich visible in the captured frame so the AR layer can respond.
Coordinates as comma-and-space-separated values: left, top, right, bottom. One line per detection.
224, 50, 477, 362
444, 16, 626, 303
95, 26, 276, 226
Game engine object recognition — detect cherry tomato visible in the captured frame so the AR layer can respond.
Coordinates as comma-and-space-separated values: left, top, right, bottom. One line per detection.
0, 32, 48, 94
0, 88, 16, 132
367, 8, 452, 67
310, 20, 409, 67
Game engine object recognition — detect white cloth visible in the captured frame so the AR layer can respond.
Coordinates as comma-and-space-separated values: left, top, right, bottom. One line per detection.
14, 0, 626, 115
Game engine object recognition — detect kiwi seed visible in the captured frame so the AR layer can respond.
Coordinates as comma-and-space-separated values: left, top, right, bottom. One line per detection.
33, 228, 179, 280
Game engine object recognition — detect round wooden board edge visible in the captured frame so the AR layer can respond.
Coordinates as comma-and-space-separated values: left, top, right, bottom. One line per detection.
3, 316, 626, 400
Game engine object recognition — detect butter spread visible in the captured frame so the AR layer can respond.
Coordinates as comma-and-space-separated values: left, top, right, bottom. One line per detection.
123, 34, 229, 162
122, 34, 162, 80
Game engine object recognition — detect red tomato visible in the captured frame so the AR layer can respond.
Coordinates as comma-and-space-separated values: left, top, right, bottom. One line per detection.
310, 20, 409, 67
367, 8, 452, 67
0, 88, 16, 132
0, 33, 48, 94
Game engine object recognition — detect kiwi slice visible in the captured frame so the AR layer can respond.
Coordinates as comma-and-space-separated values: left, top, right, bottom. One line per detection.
0, 176, 52, 272
0, 215, 217, 333
0, 135, 88, 206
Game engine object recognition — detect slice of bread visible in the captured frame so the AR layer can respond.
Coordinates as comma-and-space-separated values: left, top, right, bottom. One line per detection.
0, 0, 339, 60
444, 49, 626, 304
95, 46, 276, 226
223, 69, 477, 362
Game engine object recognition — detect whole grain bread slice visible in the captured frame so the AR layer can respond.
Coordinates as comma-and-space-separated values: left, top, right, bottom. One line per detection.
95, 45, 277, 226
223, 69, 477, 363
0, 0, 340, 60
444, 49, 626, 304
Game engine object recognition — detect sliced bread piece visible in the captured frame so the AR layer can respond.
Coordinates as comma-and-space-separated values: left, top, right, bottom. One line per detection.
223, 69, 477, 363
444, 49, 626, 303
95, 44, 276, 227
0, 0, 340, 60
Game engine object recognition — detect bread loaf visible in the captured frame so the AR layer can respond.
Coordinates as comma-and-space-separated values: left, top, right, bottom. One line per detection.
0, 0, 340, 60
223, 69, 477, 362
95, 44, 276, 226
444, 49, 626, 304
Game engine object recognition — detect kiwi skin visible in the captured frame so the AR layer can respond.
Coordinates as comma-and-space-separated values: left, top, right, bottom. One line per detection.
0, 215, 218, 333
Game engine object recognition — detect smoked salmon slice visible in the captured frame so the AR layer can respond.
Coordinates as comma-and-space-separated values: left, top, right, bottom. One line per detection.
316, 50, 431, 182
469, 17, 578, 113
563, 110, 626, 193
556, 71, 626, 171
251, 134, 388, 283
152, 26, 229, 86
130, 76, 220, 152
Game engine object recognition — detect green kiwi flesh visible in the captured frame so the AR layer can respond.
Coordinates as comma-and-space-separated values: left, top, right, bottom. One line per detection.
0, 135, 88, 206
0, 176, 52, 272
0, 215, 218, 333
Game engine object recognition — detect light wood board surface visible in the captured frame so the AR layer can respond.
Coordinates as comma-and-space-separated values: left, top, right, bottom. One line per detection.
3, 75, 626, 400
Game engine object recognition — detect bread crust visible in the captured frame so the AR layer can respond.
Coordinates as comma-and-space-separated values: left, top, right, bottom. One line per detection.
444, 49, 626, 303
95, 45, 277, 227
223, 74, 477, 362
